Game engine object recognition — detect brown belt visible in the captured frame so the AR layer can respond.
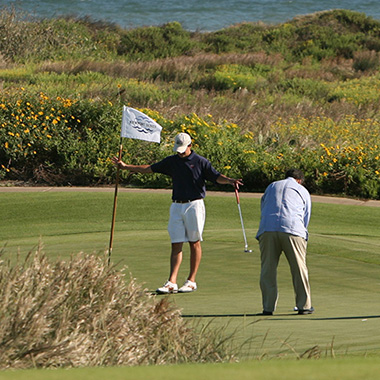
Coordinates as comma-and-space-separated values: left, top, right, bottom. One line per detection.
173, 198, 202, 204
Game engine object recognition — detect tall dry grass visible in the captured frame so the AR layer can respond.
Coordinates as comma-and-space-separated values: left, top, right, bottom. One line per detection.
38, 52, 283, 81
0, 246, 237, 369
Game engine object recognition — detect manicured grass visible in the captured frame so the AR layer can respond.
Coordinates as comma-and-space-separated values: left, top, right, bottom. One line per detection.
1, 189, 380, 369
1, 358, 380, 380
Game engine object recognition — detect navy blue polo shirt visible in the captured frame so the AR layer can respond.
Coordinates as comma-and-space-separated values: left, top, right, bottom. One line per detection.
150, 151, 220, 201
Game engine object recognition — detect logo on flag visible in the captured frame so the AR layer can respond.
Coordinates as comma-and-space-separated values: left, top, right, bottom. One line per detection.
120, 106, 162, 143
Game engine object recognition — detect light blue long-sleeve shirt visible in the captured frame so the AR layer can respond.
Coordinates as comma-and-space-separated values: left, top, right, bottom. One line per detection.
256, 177, 311, 241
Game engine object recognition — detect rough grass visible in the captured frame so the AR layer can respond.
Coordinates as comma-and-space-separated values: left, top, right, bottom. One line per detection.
0, 246, 238, 369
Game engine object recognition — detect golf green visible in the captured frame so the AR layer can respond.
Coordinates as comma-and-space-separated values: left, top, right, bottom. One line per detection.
1, 189, 380, 359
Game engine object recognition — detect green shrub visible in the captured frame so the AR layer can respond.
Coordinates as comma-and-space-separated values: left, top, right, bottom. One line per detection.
0, 91, 121, 184
332, 9, 380, 33
117, 22, 198, 60
202, 23, 266, 54
276, 77, 331, 101
194, 64, 270, 91
2, 91, 380, 198
329, 73, 380, 105
0, 7, 119, 63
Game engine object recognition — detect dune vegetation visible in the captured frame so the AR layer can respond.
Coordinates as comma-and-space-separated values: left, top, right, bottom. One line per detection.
2, 7, 380, 197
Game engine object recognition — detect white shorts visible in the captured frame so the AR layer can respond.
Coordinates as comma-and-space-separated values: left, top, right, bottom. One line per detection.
168, 199, 206, 243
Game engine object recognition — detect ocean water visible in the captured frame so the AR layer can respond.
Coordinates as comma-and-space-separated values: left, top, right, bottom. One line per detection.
2, 0, 380, 31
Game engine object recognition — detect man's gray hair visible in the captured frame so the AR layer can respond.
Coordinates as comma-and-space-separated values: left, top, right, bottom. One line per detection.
285, 169, 305, 183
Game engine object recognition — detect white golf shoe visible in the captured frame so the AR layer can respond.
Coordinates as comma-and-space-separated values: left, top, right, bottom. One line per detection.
156, 280, 178, 294
178, 280, 197, 293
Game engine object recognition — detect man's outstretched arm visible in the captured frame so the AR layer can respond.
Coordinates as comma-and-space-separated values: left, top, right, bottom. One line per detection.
112, 156, 153, 173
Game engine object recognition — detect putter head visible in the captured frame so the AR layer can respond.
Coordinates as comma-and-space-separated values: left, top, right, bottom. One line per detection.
244, 249, 252, 253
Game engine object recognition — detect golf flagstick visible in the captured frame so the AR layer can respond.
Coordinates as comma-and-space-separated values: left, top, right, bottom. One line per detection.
234, 184, 252, 253
108, 106, 163, 265
108, 138, 123, 265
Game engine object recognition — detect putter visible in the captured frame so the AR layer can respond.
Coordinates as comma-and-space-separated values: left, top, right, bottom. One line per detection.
234, 184, 252, 253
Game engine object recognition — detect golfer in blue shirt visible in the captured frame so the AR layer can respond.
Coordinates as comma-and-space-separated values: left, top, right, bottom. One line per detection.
112, 133, 242, 294
256, 169, 313, 315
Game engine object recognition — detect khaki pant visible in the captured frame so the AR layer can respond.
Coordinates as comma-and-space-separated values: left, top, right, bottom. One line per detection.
259, 231, 312, 312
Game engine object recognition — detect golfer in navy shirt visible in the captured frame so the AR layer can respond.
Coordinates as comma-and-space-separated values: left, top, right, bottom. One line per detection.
112, 133, 242, 294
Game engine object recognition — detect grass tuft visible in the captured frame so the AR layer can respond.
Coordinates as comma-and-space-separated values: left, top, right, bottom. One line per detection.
0, 245, 237, 369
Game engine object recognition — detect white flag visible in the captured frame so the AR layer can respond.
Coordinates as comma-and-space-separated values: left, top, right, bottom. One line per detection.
120, 106, 162, 143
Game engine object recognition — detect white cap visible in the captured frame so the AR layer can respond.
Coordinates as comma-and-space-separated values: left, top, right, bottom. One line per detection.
173, 133, 192, 153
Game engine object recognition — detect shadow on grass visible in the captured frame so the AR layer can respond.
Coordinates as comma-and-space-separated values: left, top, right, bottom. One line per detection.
315, 233, 378, 238
181, 313, 380, 320
181, 313, 296, 318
